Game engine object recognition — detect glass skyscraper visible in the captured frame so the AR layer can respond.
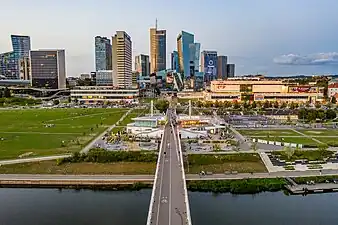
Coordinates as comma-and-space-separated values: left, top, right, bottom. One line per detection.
177, 31, 194, 79
0, 35, 31, 79
95, 36, 112, 71
150, 28, 166, 73
201, 51, 218, 83
135, 54, 150, 76
0, 52, 16, 79
171, 51, 179, 72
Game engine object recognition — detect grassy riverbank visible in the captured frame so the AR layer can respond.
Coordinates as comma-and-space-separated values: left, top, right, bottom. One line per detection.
187, 179, 287, 194
0, 161, 156, 175
186, 154, 267, 174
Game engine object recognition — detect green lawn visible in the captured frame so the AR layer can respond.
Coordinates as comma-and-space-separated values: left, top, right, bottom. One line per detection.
239, 129, 299, 137
0, 108, 128, 160
0, 161, 156, 175
297, 129, 338, 137
238, 129, 319, 146
315, 138, 338, 147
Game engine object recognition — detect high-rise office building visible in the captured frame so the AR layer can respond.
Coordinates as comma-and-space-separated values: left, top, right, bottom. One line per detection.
96, 70, 113, 86
95, 36, 112, 71
19, 57, 30, 80
177, 31, 194, 78
150, 27, 166, 73
30, 50, 66, 89
227, 64, 235, 77
0, 35, 31, 79
217, 56, 228, 80
112, 31, 132, 88
11, 35, 31, 79
0, 52, 16, 79
135, 54, 150, 76
189, 43, 201, 76
201, 51, 218, 83
171, 51, 179, 72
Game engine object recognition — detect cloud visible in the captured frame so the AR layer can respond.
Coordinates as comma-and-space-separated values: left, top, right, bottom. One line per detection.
273, 52, 338, 65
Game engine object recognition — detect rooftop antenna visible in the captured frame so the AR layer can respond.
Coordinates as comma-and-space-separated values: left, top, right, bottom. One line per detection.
155, 18, 158, 30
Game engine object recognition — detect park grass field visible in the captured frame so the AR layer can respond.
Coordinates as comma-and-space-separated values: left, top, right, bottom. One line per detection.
314, 137, 338, 147
238, 129, 300, 137
0, 161, 156, 175
0, 108, 128, 160
239, 128, 338, 146
298, 129, 338, 137
238, 129, 318, 146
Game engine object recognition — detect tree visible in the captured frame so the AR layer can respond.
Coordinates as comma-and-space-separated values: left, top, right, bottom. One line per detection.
154, 100, 169, 113
251, 101, 257, 109
273, 101, 279, 109
331, 96, 337, 104
251, 142, 258, 152
315, 102, 321, 109
280, 102, 287, 109
326, 109, 337, 120
3, 87, 10, 98
298, 108, 307, 121
283, 146, 295, 160
53, 99, 60, 105
233, 101, 240, 109
317, 110, 326, 121
263, 100, 270, 109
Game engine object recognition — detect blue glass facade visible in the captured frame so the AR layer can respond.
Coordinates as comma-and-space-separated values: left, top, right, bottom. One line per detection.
201, 51, 218, 83
177, 31, 194, 79
156, 30, 166, 72
95, 36, 112, 71
193, 43, 200, 73
0, 52, 16, 79
8, 35, 31, 79
171, 51, 179, 71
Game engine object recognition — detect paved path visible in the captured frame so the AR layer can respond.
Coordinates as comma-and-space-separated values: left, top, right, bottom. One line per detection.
80, 108, 133, 154
225, 123, 251, 151
46, 110, 128, 122
0, 155, 71, 166
3, 170, 338, 182
147, 109, 191, 225
291, 128, 324, 144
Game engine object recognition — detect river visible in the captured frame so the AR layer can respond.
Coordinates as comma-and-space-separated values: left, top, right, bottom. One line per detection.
0, 188, 338, 225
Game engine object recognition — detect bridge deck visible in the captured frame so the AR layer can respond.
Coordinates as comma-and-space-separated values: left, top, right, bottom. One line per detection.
147, 110, 191, 225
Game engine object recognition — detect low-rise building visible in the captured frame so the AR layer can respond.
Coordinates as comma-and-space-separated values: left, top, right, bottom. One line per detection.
70, 86, 139, 104
328, 83, 338, 97
207, 78, 324, 103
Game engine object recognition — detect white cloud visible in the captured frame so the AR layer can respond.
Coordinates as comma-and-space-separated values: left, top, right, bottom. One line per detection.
273, 52, 338, 65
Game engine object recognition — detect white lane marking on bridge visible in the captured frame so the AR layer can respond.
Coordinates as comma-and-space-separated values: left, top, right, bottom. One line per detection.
155, 134, 166, 225
169, 131, 172, 225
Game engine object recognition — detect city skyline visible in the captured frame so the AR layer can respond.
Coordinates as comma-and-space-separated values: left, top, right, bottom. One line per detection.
2, 0, 338, 77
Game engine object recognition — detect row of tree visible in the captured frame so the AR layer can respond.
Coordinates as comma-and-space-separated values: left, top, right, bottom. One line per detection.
298, 108, 336, 122
193, 100, 330, 110
58, 148, 158, 164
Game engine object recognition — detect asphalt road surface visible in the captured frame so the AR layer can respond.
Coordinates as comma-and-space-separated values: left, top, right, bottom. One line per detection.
148, 109, 190, 225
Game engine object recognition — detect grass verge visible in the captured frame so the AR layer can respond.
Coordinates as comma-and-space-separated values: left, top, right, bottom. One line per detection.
0, 161, 156, 175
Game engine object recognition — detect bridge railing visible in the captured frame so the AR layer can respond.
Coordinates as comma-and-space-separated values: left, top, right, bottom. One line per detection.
145, 122, 166, 225
173, 123, 192, 225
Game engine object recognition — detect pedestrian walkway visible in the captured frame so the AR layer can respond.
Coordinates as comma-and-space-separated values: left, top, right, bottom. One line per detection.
80, 108, 133, 154
291, 129, 324, 145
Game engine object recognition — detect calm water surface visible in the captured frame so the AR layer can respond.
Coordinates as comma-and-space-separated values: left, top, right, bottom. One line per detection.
0, 188, 338, 225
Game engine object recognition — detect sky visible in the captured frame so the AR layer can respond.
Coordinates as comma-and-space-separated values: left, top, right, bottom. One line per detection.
2, 0, 338, 77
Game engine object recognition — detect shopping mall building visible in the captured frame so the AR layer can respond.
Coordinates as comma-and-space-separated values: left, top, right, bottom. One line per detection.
204, 78, 324, 103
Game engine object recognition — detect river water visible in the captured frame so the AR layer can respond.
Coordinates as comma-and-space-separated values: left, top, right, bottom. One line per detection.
0, 188, 338, 225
